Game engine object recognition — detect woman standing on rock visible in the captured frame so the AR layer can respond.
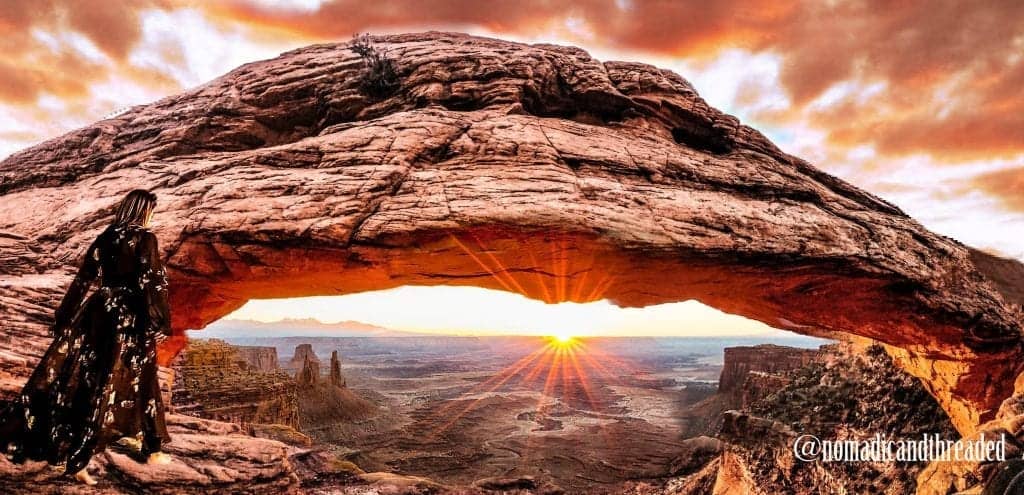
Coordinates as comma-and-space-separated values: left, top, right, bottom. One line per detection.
0, 189, 173, 485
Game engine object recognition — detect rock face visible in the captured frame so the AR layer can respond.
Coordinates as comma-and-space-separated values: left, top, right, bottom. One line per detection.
0, 414, 300, 494
287, 346, 375, 438
295, 351, 376, 440
296, 353, 320, 386
710, 345, 960, 494
679, 344, 827, 437
718, 344, 821, 394
329, 350, 346, 387
0, 31, 1022, 437
288, 344, 320, 372
172, 339, 299, 427
235, 345, 279, 372
737, 371, 791, 410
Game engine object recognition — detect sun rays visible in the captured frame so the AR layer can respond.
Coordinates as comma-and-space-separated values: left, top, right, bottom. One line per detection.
421, 235, 635, 441
424, 334, 643, 445
447, 233, 617, 306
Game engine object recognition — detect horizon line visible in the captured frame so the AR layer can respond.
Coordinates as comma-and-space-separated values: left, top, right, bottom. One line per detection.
188, 331, 825, 339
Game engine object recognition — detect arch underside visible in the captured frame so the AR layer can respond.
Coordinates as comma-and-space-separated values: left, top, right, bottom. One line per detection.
163, 226, 1022, 435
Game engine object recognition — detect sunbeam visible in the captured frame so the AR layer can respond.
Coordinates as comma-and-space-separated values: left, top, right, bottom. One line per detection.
424, 334, 644, 441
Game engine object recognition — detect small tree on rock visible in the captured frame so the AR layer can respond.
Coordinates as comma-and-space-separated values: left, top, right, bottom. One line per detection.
350, 33, 399, 98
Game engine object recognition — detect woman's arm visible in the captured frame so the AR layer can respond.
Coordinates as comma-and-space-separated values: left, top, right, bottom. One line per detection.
53, 236, 101, 334
138, 231, 171, 342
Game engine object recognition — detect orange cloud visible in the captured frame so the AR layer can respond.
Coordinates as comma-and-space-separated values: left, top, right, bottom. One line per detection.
192, 0, 1024, 160
198, 0, 585, 39
3, 0, 1023, 163
0, 0, 177, 105
974, 167, 1024, 212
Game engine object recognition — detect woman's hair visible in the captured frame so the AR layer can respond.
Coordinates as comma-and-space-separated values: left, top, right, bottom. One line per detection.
112, 189, 157, 227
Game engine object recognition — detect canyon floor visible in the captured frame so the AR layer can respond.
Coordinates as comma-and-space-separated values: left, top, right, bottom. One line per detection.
219, 335, 822, 493
1, 332, 967, 494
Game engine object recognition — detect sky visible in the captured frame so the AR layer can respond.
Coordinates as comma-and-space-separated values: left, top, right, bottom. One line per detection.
223, 287, 785, 337
4, 1, 1022, 337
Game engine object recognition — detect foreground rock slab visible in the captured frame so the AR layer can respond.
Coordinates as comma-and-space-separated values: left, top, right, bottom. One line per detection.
0, 414, 299, 494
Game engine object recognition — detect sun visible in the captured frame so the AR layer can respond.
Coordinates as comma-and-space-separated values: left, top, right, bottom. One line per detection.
550, 332, 575, 344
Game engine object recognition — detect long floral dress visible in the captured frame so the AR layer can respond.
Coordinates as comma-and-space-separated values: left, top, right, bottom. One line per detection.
0, 223, 172, 474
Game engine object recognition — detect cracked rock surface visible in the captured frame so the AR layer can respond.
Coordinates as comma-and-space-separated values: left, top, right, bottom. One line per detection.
0, 414, 299, 494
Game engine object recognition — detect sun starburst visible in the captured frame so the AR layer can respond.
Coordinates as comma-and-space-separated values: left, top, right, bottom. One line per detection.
419, 234, 636, 442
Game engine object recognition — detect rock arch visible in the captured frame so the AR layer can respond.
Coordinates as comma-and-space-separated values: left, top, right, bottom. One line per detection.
0, 33, 1021, 436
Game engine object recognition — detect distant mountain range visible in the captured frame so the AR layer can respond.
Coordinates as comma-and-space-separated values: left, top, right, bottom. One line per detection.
194, 317, 423, 338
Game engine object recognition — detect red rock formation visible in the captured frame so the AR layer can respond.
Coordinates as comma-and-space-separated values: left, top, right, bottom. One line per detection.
738, 371, 791, 410
0, 414, 300, 494
172, 339, 299, 427
288, 344, 320, 371
718, 344, 821, 393
679, 344, 828, 437
295, 349, 376, 439
296, 353, 321, 386
235, 345, 279, 372
0, 32, 1021, 438
707, 344, 960, 494
329, 350, 346, 388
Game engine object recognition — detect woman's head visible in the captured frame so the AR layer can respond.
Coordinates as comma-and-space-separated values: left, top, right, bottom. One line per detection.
112, 189, 157, 227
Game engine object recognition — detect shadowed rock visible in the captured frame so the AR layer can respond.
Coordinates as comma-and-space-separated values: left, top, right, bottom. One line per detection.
712, 344, 960, 494
0, 414, 299, 494
288, 344, 320, 371
329, 350, 346, 388
297, 354, 320, 387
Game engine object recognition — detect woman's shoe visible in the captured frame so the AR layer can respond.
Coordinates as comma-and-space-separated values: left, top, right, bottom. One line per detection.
117, 436, 143, 454
74, 469, 98, 486
146, 452, 172, 465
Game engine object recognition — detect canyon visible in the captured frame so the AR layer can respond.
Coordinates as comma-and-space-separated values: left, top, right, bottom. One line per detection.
36, 334, 974, 494
696, 344, 960, 494
0, 31, 1022, 493
173, 340, 376, 437
172, 339, 300, 426
168, 335, 842, 493
0, 328, 987, 494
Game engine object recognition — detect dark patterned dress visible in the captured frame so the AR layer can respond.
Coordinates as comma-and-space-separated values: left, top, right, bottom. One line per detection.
0, 224, 171, 474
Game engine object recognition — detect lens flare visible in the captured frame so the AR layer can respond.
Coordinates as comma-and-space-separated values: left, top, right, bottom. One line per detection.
418, 234, 640, 442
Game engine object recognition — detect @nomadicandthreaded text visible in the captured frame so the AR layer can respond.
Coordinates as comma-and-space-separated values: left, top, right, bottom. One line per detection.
793, 433, 1007, 463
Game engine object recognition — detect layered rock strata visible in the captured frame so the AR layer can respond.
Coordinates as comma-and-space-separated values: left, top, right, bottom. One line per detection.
172, 339, 299, 427
236, 345, 280, 372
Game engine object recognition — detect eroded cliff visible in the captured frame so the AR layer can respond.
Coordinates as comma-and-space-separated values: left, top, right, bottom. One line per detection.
172, 339, 299, 427
711, 345, 960, 494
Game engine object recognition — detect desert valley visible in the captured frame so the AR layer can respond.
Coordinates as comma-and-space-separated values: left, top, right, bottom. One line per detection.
145, 316, 955, 494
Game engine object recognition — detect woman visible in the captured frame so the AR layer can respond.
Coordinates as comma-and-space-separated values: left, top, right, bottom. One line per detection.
0, 189, 173, 485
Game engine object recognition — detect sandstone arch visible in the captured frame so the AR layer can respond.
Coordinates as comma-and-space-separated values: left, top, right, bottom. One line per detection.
0, 33, 1021, 436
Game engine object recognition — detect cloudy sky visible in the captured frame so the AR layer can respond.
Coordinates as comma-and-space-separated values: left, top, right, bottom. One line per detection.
4, 1, 1022, 335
